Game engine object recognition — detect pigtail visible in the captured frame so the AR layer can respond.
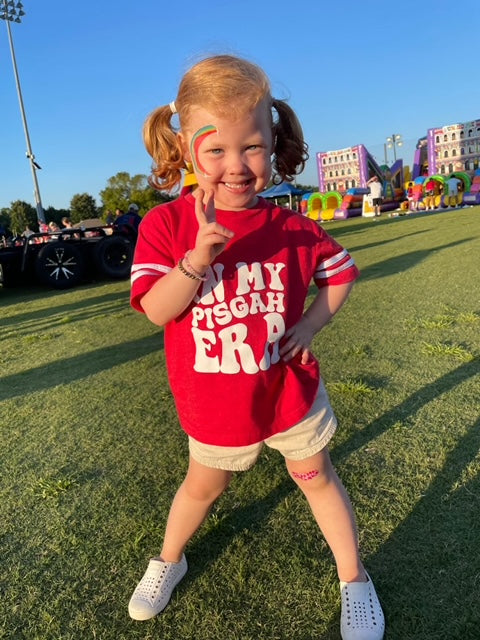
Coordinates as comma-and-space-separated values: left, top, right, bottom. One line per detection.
142, 105, 185, 192
271, 99, 309, 183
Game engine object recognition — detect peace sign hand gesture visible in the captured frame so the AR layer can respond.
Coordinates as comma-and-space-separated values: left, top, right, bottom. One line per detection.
189, 189, 234, 273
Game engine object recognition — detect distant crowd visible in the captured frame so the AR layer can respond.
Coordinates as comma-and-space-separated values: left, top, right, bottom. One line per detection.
0, 203, 143, 248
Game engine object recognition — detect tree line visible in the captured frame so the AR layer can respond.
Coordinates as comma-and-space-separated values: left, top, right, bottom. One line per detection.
0, 172, 173, 235
0, 173, 317, 236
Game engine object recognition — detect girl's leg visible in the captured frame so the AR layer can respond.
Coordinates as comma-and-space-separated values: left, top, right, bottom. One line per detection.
285, 448, 365, 583
160, 455, 232, 562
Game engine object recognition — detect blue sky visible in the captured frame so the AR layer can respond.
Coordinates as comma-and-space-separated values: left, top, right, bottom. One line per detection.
1, 0, 479, 211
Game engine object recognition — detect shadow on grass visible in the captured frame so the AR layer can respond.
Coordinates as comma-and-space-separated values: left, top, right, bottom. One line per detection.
326, 206, 470, 242
308, 239, 471, 298
0, 281, 122, 306
324, 414, 480, 639
323, 214, 417, 240
324, 357, 480, 637
0, 290, 131, 337
348, 229, 429, 254
322, 220, 377, 239
358, 238, 471, 281
0, 332, 164, 401
332, 357, 479, 463
185, 476, 295, 577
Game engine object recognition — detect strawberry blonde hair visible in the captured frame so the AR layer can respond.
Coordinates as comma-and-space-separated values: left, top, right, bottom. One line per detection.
143, 55, 308, 191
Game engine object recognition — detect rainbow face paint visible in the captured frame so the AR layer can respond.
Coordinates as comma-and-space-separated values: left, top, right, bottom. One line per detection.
190, 125, 218, 177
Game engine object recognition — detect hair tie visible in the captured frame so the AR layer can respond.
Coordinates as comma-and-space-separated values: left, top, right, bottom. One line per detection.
169, 101, 177, 114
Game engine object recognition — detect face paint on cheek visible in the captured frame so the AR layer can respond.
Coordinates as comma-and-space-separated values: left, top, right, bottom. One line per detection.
190, 125, 218, 177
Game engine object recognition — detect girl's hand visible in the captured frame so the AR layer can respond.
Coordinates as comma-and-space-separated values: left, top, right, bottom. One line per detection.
279, 316, 316, 364
189, 189, 234, 271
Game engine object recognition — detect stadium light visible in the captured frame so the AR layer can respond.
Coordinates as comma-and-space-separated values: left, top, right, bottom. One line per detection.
1, 1, 46, 224
386, 133, 403, 163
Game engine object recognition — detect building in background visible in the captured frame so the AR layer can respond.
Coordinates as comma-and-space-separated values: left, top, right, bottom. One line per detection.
427, 119, 480, 177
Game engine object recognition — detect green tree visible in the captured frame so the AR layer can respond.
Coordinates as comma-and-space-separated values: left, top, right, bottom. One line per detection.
0, 208, 11, 233
296, 183, 318, 193
99, 172, 172, 219
8, 200, 37, 234
69, 193, 99, 224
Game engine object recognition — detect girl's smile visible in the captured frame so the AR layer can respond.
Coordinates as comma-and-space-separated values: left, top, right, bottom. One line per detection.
179, 101, 273, 211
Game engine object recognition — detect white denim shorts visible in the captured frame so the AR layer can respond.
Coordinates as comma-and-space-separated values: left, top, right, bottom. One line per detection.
188, 379, 337, 471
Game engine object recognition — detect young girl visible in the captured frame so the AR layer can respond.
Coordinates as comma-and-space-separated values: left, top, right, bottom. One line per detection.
128, 55, 385, 640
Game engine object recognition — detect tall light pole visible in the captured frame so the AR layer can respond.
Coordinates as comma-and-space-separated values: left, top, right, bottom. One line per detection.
386, 133, 403, 163
1, 0, 45, 224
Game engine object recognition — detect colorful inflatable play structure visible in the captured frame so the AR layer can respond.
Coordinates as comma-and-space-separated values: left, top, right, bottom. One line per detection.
308, 144, 404, 221
401, 170, 479, 212
307, 116, 480, 221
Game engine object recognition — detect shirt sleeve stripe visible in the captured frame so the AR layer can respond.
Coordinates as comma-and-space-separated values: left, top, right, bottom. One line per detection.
131, 264, 172, 284
315, 257, 355, 279
317, 249, 348, 270
131, 263, 172, 274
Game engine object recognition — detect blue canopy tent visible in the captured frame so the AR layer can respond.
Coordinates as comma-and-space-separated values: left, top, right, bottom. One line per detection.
259, 182, 304, 209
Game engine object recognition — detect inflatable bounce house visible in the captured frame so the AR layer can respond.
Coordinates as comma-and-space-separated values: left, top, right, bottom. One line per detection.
400, 118, 480, 212
309, 144, 405, 221
305, 116, 480, 222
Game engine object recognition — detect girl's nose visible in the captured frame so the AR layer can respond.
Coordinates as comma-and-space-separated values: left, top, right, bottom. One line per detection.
226, 152, 248, 174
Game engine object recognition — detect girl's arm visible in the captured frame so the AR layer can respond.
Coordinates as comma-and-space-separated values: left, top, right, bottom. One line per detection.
140, 190, 234, 327
279, 281, 355, 363
140, 264, 204, 327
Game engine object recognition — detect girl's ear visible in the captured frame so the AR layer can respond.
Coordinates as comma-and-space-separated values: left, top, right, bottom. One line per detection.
177, 132, 192, 163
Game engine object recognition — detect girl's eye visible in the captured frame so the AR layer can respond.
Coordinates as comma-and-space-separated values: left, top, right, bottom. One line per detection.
208, 148, 223, 155
247, 145, 259, 151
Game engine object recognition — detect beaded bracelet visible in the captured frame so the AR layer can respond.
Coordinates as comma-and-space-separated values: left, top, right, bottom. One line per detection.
184, 250, 207, 280
178, 258, 207, 282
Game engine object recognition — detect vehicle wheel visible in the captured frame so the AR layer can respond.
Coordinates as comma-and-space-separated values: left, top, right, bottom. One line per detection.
94, 235, 133, 279
0, 263, 11, 287
0, 262, 15, 287
35, 241, 85, 289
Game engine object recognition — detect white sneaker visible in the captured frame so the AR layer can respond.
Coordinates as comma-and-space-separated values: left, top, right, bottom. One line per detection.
340, 572, 385, 640
128, 554, 187, 620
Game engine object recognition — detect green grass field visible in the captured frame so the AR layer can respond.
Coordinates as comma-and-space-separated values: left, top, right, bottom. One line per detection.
1, 208, 479, 639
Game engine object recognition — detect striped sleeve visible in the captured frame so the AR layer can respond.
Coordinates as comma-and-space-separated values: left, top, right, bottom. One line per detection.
130, 208, 175, 312
131, 262, 172, 286
312, 229, 360, 286
314, 248, 356, 280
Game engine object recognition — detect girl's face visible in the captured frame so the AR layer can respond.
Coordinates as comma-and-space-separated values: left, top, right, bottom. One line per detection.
179, 101, 273, 211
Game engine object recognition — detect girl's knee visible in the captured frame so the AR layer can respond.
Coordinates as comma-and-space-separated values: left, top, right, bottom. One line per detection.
183, 461, 232, 502
286, 450, 335, 490
289, 467, 333, 492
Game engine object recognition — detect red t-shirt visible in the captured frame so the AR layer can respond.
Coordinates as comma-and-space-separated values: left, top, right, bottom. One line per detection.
131, 194, 359, 446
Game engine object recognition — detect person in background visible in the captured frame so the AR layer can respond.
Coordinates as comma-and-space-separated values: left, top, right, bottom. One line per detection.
424, 178, 438, 210
127, 54, 385, 640
446, 174, 462, 207
105, 210, 115, 225
406, 182, 414, 211
410, 183, 424, 211
114, 204, 142, 233
47, 221, 61, 240
61, 217, 73, 228
366, 175, 383, 217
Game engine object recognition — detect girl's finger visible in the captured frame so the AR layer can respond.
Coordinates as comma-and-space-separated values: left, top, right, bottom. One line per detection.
301, 348, 310, 365
194, 189, 216, 226
203, 190, 216, 224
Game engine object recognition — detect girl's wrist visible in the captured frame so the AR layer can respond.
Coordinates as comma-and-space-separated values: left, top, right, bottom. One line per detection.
186, 249, 209, 274
178, 255, 206, 282
302, 313, 324, 334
